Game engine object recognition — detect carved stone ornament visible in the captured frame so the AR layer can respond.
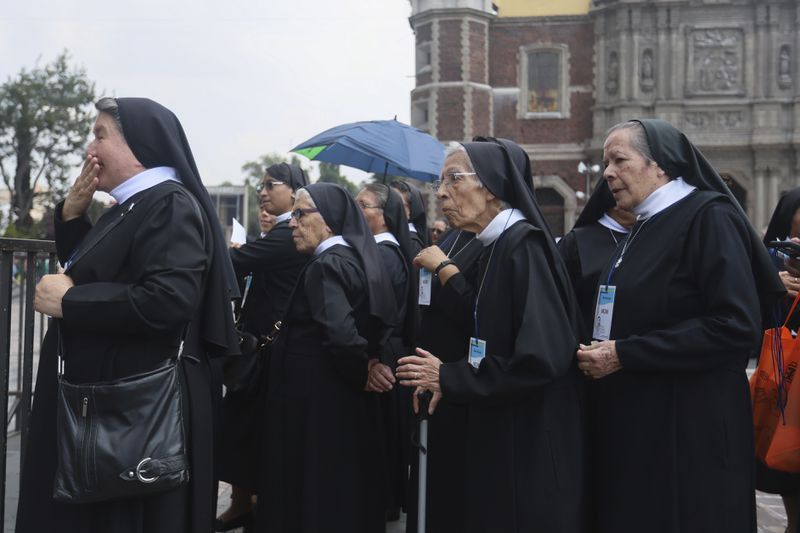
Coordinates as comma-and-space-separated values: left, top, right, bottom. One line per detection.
640, 49, 655, 93
779, 45, 792, 90
684, 109, 747, 130
607, 51, 619, 95
687, 28, 744, 96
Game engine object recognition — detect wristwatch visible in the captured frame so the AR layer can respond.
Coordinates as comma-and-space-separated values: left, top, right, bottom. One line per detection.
434, 259, 456, 276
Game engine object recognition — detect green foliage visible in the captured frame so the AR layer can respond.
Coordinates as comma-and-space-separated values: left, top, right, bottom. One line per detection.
318, 162, 358, 196
0, 51, 96, 232
240, 153, 307, 235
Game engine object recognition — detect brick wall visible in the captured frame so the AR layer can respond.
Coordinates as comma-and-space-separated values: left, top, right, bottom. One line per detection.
439, 20, 463, 82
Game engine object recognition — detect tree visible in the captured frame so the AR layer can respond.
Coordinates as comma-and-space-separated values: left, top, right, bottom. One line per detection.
240, 153, 307, 235
0, 51, 96, 236
318, 162, 358, 196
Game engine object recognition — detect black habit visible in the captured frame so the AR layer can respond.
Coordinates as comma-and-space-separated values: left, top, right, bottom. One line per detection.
258, 182, 392, 533
434, 138, 587, 533
586, 119, 785, 533
16, 98, 238, 533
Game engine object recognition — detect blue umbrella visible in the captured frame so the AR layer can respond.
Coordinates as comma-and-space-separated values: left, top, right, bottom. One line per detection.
291, 119, 445, 182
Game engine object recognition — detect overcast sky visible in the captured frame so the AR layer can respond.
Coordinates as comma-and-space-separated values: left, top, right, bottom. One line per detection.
1, 0, 416, 186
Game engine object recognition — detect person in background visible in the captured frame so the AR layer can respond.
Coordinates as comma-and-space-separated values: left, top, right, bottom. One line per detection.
761, 187, 800, 533
217, 163, 310, 532
430, 217, 449, 245
357, 183, 417, 522
259, 183, 394, 533
577, 119, 784, 533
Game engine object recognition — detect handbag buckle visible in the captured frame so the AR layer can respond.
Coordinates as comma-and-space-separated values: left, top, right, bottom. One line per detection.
264, 320, 282, 344
136, 458, 159, 484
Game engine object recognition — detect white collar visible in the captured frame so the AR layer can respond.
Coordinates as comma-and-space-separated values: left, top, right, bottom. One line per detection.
314, 235, 351, 256
597, 213, 630, 234
275, 211, 292, 224
110, 167, 180, 205
633, 177, 696, 219
259, 232, 268, 239
476, 208, 526, 247
374, 232, 400, 246
408, 223, 418, 233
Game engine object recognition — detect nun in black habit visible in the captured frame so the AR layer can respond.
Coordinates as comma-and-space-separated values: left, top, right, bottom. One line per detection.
357, 183, 418, 520
398, 137, 588, 533
217, 163, 310, 529
259, 183, 395, 533
558, 181, 634, 336
19, 97, 239, 533
576, 119, 785, 533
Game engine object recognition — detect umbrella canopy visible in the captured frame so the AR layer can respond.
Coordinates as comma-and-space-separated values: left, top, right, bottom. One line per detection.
291, 119, 445, 182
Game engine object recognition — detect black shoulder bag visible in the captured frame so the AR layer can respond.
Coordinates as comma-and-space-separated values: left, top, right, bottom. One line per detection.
52, 323, 190, 503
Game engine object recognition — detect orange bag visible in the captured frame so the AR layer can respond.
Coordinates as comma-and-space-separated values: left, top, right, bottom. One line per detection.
750, 293, 800, 472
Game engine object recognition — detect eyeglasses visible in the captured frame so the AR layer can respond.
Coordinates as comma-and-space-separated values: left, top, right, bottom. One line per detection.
291, 207, 320, 220
256, 180, 286, 193
357, 201, 383, 210
432, 172, 477, 191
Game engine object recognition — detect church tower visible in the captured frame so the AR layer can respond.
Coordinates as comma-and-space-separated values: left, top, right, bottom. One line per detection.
408, 0, 496, 142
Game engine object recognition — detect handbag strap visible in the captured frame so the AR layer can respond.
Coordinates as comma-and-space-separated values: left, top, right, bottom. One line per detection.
57, 320, 190, 380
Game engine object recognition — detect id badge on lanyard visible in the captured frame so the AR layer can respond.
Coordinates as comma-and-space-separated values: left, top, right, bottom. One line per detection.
592, 285, 616, 341
418, 269, 432, 306
468, 337, 486, 368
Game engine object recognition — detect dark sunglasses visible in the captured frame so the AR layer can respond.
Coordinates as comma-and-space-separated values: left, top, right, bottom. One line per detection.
291, 208, 320, 220
256, 180, 286, 193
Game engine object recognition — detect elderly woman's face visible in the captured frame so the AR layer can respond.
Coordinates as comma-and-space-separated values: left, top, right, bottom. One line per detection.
436, 152, 494, 232
603, 128, 668, 212
289, 195, 331, 254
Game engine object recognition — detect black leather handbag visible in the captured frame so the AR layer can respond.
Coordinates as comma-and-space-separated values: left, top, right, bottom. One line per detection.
52, 324, 190, 503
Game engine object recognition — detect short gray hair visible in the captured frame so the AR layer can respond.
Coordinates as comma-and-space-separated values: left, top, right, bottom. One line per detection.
606, 121, 654, 164
95, 97, 124, 136
295, 187, 316, 207
361, 183, 390, 208
443, 141, 481, 189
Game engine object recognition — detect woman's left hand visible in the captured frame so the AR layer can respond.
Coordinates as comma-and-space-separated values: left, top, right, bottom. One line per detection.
576, 340, 621, 379
397, 348, 443, 414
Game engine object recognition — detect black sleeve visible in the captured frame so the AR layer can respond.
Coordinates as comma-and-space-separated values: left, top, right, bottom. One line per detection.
61, 191, 207, 335
54, 201, 93, 266
304, 253, 371, 387
440, 235, 578, 403
617, 203, 762, 372
229, 224, 298, 277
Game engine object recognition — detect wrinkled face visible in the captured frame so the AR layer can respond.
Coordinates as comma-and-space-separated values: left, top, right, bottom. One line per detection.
356, 189, 386, 235
259, 206, 276, 233
436, 151, 495, 232
259, 174, 295, 215
602, 128, 668, 212
86, 112, 144, 192
288, 196, 332, 254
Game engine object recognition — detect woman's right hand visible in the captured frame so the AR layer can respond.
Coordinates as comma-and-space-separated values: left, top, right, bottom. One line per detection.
62, 155, 100, 221
365, 359, 395, 392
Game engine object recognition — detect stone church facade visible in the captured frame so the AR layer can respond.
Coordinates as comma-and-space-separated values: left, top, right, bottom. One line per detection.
409, 0, 800, 234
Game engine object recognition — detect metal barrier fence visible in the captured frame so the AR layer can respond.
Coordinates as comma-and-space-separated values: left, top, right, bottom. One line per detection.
0, 238, 57, 526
